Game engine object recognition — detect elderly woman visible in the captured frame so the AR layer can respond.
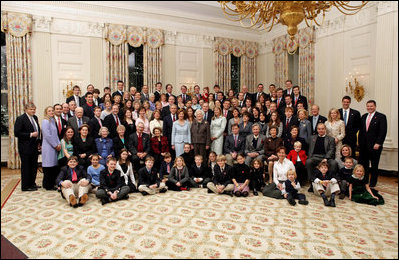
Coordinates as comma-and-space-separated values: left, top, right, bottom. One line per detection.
171, 109, 191, 157
191, 109, 211, 160
95, 126, 114, 166
73, 124, 96, 168
149, 109, 163, 137
150, 127, 170, 170
297, 109, 312, 145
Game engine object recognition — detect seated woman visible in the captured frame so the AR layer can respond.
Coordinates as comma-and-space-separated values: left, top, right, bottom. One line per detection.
284, 126, 307, 154
73, 124, 96, 168
231, 153, 252, 197
238, 112, 253, 139
56, 156, 91, 207
113, 125, 130, 159
96, 157, 130, 205
150, 127, 169, 171
116, 149, 137, 193
58, 126, 75, 168
95, 127, 115, 166
336, 144, 358, 169
264, 126, 283, 183
87, 154, 104, 194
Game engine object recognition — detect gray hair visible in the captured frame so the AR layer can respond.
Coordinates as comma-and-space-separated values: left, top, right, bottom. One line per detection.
252, 123, 261, 129
98, 126, 109, 136
195, 109, 204, 117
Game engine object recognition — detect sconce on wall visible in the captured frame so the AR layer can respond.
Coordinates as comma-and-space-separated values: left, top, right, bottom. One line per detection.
345, 71, 365, 102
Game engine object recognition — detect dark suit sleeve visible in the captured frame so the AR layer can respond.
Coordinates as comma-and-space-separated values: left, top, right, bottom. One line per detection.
100, 169, 109, 192
223, 166, 233, 186
14, 116, 31, 139
376, 114, 388, 146
325, 137, 336, 160
205, 122, 211, 147
56, 166, 67, 186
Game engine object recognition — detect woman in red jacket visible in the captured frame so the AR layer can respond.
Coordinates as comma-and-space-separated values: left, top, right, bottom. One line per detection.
150, 127, 170, 171
286, 141, 307, 186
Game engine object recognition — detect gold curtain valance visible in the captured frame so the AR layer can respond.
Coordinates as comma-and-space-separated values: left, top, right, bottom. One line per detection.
1, 12, 32, 37
105, 24, 164, 48
272, 27, 315, 55
214, 37, 258, 58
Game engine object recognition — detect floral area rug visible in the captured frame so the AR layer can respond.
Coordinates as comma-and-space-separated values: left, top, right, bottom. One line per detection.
1, 173, 398, 259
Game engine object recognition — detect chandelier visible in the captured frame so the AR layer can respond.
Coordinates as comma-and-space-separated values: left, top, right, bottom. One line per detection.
218, 1, 368, 39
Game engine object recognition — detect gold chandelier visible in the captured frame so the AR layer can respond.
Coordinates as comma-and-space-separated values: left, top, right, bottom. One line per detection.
218, 1, 368, 39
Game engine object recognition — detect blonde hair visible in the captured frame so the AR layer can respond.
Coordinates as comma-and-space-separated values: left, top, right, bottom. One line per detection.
297, 109, 308, 119
328, 108, 341, 122
353, 164, 365, 176
173, 156, 186, 168
216, 154, 226, 162
286, 169, 297, 178
43, 106, 54, 121
294, 141, 302, 148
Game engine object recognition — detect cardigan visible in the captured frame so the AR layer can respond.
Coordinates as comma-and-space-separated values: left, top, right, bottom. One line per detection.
286, 150, 307, 166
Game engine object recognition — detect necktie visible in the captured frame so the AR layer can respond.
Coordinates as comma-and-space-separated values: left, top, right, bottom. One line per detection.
183, 94, 186, 103
234, 135, 237, 147
63, 114, 67, 121
72, 169, 77, 182
286, 118, 289, 128
205, 113, 207, 121
239, 101, 242, 107
97, 117, 102, 127
75, 96, 79, 107
224, 110, 227, 117
78, 118, 82, 127
57, 117, 62, 135
30, 116, 37, 132
313, 117, 317, 131
295, 97, 298, 106
173, 114, 176, 122
277, 99, 280, 108
344, 110, 348, 126
366, 113, 372, 131
167, 163, 170, 173
115, 116, 119, 126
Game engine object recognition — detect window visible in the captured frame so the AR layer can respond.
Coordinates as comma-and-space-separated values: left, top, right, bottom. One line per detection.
288, 50, 299, 85
128, 45, 144, 92
231, 54, 241, 94
1, 31, 8, 137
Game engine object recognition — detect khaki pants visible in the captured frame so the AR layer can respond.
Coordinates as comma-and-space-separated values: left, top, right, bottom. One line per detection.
61, 179, 90, 203
207, 182, 234, 194
225, 154, 237, 166
312, 182, 340, 196
138, 182, 167, 195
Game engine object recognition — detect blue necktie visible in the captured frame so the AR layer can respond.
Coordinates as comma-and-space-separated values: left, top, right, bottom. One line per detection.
344, 110, 348, 126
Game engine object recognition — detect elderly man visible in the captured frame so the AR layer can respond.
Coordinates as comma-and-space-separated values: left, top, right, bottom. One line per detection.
309, 104, 327, 135
128, 122, 151, 172
67, 106, 90, 134
191, 109, 211, 160
244, 124, 265, 166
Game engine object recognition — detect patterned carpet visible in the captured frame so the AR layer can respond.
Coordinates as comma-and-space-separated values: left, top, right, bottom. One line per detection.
1, 172, 398, 259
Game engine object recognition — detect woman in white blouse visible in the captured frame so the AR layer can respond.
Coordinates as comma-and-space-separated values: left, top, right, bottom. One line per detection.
149, 109, 163, 137
210, 107, 227, 155
135, 107, 151, 135
325, 108, 345, 159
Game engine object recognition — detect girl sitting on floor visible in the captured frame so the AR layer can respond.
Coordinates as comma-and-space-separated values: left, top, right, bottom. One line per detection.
232, 153, 252, 197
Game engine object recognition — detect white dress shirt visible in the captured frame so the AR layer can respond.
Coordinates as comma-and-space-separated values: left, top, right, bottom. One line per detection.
273, 158, 295, 185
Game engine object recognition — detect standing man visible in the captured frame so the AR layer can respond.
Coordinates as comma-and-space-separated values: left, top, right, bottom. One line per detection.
14, 102, 41, 191
103, 104, 122, 138
283, 80, 294, 97
193, 85, 202, 100
358, 100, 387, 187
82, 92, 95, 119
179, 85, 192, 104
154, 82, 162, 102
54, 103, 68, 140
292, 85, 308, 110
66, 85, 82, 108
309, 104, 327, 135
112, 80, 125, 98
165, 84, 176, 103
339, 96, 361, 155
275, 88, 285, 110
202, 102, 214, 123
61, 103, 71, 121
241, 85, 252, 105
253, 83, 266, 104
141, 85, 150, 102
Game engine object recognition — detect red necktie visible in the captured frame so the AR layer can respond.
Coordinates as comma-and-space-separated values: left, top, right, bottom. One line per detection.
115, 116, 119, 126
173, 115, 176, 122
234, 135, 237, 147
277, 99, 280, 108
57, 117, 62, 135
224, 110, 227, 117
72, 169, 77, 182
167, 164, 170, 173
295, 97, 298, 106
286, 119, 289, 128
183, 94, 186, 103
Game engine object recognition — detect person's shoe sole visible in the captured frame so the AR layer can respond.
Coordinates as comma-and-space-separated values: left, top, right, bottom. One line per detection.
79, 194, 89, 205
69, 195, 77, 207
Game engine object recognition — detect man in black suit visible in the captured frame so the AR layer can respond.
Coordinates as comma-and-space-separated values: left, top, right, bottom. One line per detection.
202, 102, 214, 123
112, 80, 125, 98
128, 122, 151, 171
88, 106, 104, 139
61, 103, 71, 121
193, 85, 202, 101
213, 85, 221, 101
162, 104, 178, 148
309, 104, 327, 135
222, 99, 233, 134
292, 85, 308, 110
66, 85, 83, 108
237, 92, 246, 108
14, 102, 41, 191
103, 104, 122, 138
67, 107, 90, 134
281, 107, 299, 139
82, 92, 95, 119
283, 79, 294, 97
253, 83, 266, 104
161, 96, 176, 118
216, 91, 225, 104
241, 85, 252, 105
178, 85, 192, 104
358, 100, 387, 187
141, 85, 150, 102
339, 96, 361, 155
224, 123, 246, 166
165, 84, 176, 104
154, 82, 162, 102
68, 100, 77, 117
53, 103, 68, 140
279, 94, 297, 118
275, 88, 285, 111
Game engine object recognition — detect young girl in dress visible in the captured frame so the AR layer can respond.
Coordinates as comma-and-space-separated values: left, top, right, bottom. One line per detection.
349, 164, 384, 205
232, 154, 252, 197
250, 158, 265, 196
87, 154, 105, 194
116, 148, 137, 193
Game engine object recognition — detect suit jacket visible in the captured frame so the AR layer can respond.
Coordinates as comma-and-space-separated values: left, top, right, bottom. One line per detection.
239, 121, 253, 138
67, 116, 90, 134
264, 136, 283, 157
88, 116, 104, 139
163, 114, 176, 142
339, 108, 361, 147
150, 136, 169, 155
242, 93, 252, 105
245, 134, 266, 155
112, 90, 124, 98
168, 166, 190, 184
161, 105, 172, 119
279, 105, 297, 119
56, 165, 91, 186
14, 113, 41, 155
190, 163, 210, 179
252, 92, 266, 104
359, 111, 387, 150
127, 132, 151, 155
309, 115, 327, 135
103, 113, 122, 138
112, 135, 128, 158
138, 166, 161, 187
213, 164, 233, 186
178, 93, 192, 104
159, 161, 173, 179
82, 102, 95, 119
66, 95, 83, 107
222, 110, 233, 133
54, 116, 68, 140
308, 134, 336, 160
224, 134, 246, 154
191, 120, 211, 145
275, 97, 285, 110
293, 95, 308, 110
203, 110, 214, 123
141, 92, 150, 102
281, 115, 299, 139
283, 89, 294, 98
73, 135, 96, 158
100, 168, 124, 192
154, 91, 162, 102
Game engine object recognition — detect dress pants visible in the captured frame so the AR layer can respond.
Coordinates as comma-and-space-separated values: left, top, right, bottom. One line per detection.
61, 179, 90, 203
138, 182, 167, 195
207, 183, 234, 194
20, 152, 39, 190
96, 186, 130, 201
359, 148, 382, 187
42, 166, 59, 190
305, 156, 338, 181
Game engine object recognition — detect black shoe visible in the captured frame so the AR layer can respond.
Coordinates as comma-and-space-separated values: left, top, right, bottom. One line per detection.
101, 198, 109, 205
207, 188, 213, 193
339, 193, 346, 200
226, 191, 233, 197
298, 200, 309, 205
160, 188, 167, 193
288, 198, 296, 206
329, 198, 336, 207
308, 186, 313, 193
323, 197, 330, 207
141, 191, 149, 196
234, 191, 241, 197
253, 190, 259, 196
34, 185, 42, 189
22, 187, 37, 191
122, 194, 129, 200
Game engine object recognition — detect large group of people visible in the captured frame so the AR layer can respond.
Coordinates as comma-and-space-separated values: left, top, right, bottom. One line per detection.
14, 79, 387, 207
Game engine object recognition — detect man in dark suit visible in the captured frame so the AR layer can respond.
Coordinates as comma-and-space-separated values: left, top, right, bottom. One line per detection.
253, 83, 266, 104
82, 92, 95, 119
281, 107, 299, 139
88, 106, 104, 139
222, 99, 233, 134
275, 88, 285, 111
141, 85, 150, 102
161, 96, 176, 119
292, 85, 308, 110
66, 85, 83, 107
165, 84, 176, 104
283, 79, 294, 97
305, 123, 338, 184
61, 103, 71, 121
339, 96, 361, 155
162, 104, 178, 150
178, 85, 192, 104
67, 107, 90, 134
224, 123, 246, 166
202, 102, 214, 123
279, 94, 297, 118
14, 102, 41, 191
213, 85, 221, 101
358, 100, 387, 187
244, 124, 266, 166
112, 80, 125, 98
154, 82, 163, 102
309, 104, 327, 135
193, 85, 202, 101
53, 103, 68, 140
241, 85, 252, 105
237, 92, 246, 108
103, 104, 122, 139
128, 122, 151, 171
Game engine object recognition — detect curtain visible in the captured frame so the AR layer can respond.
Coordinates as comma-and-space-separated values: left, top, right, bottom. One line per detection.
105, 24, 163, 93
215, 52, 231, 93
298, 27, 315, 104
1, 12, 33, 169
240, 55, 256, 93
272, 35, 289, 90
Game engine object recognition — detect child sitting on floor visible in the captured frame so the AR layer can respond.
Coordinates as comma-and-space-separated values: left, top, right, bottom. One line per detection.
138, 156, 168, 196
312, 161, 341, 207
167, 156, 191, 191
159, 152, 173, 183
338, 157, 354, 199
283, 169, 309, 206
